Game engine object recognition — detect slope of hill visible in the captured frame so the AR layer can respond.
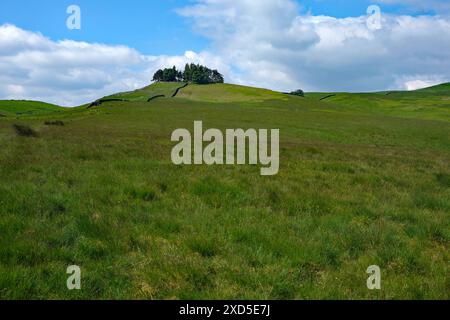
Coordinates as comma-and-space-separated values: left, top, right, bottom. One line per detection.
0, 82, 449, 300
306, 87, 450, 122
0, 100, 64, 116
100, 82, 289, 104
104, 82, 187, 102
176, 83, 289, 103
414, 82, 450, 94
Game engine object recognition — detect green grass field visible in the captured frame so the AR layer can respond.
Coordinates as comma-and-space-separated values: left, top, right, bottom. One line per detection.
0, 82, 449, 299
0, 100, 64, 117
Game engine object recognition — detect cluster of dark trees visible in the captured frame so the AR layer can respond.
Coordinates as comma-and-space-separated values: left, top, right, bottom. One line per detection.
152, 64, 224, 84
152, 67, 183, 83
289, 89, 304, 97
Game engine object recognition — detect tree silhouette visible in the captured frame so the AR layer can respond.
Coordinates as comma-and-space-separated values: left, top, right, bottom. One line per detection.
152, 64, 224, 84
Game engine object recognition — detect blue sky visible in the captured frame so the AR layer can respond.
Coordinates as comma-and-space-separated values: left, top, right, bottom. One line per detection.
0, 0, 438, 55
0, 0, 449, 105
0, 0, 208, 55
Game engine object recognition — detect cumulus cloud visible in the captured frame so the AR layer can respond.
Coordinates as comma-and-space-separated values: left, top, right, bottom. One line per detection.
397, 76, 447, 91
179, 0, 450, 92
0, 24, 226, 106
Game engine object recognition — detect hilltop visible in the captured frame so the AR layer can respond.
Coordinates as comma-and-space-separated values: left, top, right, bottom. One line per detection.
100, 82, 287, 103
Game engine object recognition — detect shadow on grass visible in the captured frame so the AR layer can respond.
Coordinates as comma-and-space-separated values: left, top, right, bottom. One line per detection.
13, 124, 38, 137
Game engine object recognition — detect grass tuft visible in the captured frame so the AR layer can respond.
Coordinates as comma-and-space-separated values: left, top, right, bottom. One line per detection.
436, 172, 450, 188
13, 124, 38, 137
44, 120, 65, 126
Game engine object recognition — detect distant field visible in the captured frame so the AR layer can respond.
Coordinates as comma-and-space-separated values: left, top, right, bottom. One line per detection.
0, 83, 448, 299
0, 100, 64, 117
306, 83, 450, 122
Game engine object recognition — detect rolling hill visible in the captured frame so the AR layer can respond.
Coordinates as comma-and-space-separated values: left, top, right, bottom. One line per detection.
103, 82, 187, 102
415, 82, 450, 94
0, 82, 449, 300
0, 100, 64, 117
306, 83, 450, 122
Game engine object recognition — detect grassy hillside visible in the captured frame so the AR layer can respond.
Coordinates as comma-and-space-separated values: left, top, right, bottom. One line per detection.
177, 83, 289, 103
414, 82, 450, 94
0, 100, 64, 117
0, 83, 449, 299
104, 82, 186, 102
306, 86, 450, 122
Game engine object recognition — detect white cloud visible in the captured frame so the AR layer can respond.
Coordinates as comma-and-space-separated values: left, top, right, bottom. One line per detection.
0, 24, 226, 106
404, 80, 435, 91
1, 1, 450, 105
179, 0, 450, 92
399, 76, 446, 91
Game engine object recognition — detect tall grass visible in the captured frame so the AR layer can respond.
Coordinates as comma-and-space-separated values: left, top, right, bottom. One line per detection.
0, 84, 448, 299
